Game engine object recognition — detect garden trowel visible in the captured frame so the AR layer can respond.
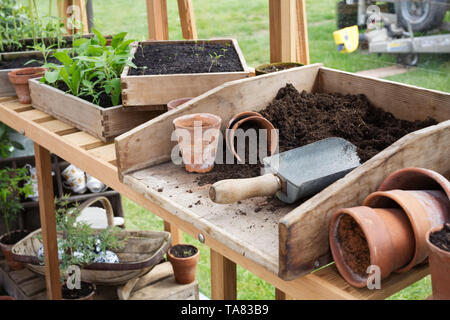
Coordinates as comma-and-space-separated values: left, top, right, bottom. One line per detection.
209, 137, 361, 204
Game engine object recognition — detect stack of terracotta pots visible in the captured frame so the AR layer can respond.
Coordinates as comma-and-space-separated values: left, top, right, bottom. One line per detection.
329, 168, 450, 298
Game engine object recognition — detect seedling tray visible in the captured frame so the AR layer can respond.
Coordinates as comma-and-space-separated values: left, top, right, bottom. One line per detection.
29, 79, 164, 142
120, 39, 251, 108
115, 64, 450, 280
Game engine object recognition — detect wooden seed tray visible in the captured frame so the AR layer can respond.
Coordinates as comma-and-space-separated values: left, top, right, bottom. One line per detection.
115, 64, 450, 281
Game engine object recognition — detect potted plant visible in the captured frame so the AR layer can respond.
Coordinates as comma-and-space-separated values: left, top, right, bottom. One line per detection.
37, 196, 124, 300
255, 62, 304, 75
121, 39, 251, 107
0, 167, 32, 270
28, 30, 162, 142
167, 243, 199, 284
426, 223, 450, 300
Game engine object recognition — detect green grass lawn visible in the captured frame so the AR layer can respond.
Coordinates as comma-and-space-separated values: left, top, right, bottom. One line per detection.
37, 0, 446, 300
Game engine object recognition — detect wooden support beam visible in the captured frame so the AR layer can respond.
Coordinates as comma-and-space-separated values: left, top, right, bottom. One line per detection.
275, 288, 286, 300
164, 221, 184, 245
146, 0, 169, 40
269, 0, 298, 63
34, 143, 61, 300
296, 0, 310, 64
210, 249, 237, 300
177, 0, 197, 39
56, 0, 89, 34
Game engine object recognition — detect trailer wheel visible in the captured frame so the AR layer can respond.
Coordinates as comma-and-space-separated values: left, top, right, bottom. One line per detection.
397, 53, 419, 66
396, 0, 448, 32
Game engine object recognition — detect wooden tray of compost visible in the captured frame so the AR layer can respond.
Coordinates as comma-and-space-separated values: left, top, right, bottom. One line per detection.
115, 64, 450, 281
121, 39, 251, 108
28, 79, 164, 142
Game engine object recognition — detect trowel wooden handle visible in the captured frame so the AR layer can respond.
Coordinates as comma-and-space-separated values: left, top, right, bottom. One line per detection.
209, 174, 281, 204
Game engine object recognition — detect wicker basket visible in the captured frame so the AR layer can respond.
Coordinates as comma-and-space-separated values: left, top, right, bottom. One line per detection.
11, 196, 172, 285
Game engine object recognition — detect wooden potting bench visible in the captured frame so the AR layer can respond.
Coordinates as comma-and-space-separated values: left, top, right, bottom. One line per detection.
0, 95, 430, 300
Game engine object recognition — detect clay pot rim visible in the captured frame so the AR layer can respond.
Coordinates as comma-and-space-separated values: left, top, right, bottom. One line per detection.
363, 190, 435, 272
173, 113, 222, 130
426, 224, 450, 256
167, 244, 200, 262
255, 62, 304, 75
227, 111, 262, 130
0, 230, 30, 248
167, 97, 194, 110
8, 67, 46, 80
227, 115, 279, 163
329, 207, 384, 288
378, 167, 450, 200
62, 281, 96, 300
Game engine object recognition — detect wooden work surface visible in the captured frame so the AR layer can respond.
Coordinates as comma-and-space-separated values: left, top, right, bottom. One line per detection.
0, 95, 431, 300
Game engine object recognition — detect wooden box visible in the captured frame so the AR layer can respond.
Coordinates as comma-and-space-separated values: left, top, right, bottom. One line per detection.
29, 79, 164, 142
114, 64, 450, 281
120, 39, 251, 107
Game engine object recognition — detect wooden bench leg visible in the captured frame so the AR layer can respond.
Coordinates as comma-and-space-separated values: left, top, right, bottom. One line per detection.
164, 221, 184, 245
34, 143, 61, 300
210, 249, 236, 300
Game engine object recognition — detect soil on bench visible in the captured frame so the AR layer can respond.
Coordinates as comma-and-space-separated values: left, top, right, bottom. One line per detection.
195, 84, 437, 188
129, 41, 244, 75
337, 214, 371, 277
430, 223, 450, 252
0, 55, 59, 70
61, 281, 94, 300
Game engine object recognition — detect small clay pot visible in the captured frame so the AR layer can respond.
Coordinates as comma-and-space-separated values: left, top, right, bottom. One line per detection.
378, 167, 450, 200
167, 244, 199, 284
0, 230, 29, 271
173, 113, 222, 173
8, 67, 46, 104
426, 224, 450, 300
329, 206, 415, 288
255, 62, 304, 75
364, 189, 450, 272
225, 112, 278, 163
62, 282, 96, 300
167, 98, 193, 111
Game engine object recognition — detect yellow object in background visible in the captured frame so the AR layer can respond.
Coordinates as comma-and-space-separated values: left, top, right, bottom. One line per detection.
333, 25, 359, 53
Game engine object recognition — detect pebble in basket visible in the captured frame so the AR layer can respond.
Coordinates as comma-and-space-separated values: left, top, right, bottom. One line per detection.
11, 196, 172, 286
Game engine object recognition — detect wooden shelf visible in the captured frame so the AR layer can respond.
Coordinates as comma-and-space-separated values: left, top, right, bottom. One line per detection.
0, 96, 433, 300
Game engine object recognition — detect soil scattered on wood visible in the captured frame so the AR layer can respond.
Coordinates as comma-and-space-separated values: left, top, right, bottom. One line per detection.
130, 41, 244, 75
430, 223, 450, 252
170, 244, 198, 258
337, 214, 370, 277
61, 282, 94, 300
195, 84, 437, 187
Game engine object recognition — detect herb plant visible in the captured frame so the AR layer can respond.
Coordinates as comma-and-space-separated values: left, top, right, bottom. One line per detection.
40, 195, 125, 278
41, 30, 136, 107
0, 167, 32, 237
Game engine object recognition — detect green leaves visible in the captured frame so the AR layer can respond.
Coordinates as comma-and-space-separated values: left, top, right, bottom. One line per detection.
41, 30, 135, 107
0, 123, 24, 159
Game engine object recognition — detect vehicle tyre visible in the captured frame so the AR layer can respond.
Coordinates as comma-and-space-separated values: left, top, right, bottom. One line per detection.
396, 0, 448, 32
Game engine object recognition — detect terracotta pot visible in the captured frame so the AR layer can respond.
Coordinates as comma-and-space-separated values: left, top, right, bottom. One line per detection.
364, 189, 450, 272
62, 282, 96, 300
378, 167, 450, 200
255, 62, 304, 75
8, 67, 46, 104
329, 206, 415, 288
173, 113, 222, 173
426, 224, 450, 300
167, 98, 193, 111
167, 244, 199, 284
225, 112, 278, 163
0, 230, 29, 271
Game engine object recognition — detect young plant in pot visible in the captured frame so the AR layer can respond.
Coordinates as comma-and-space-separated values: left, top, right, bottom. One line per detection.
0, 167, 32, 270
167, 244, 199, 284
37, 196, 124, 300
